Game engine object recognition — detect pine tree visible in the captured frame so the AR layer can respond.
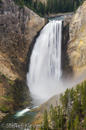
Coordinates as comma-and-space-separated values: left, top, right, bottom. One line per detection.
34, 0, 38, 10
81, 82, 86, 115
70, 123, 74, 130
67, 120, 70, 130
60, 109, 64, 130
84, 116, 86, 130
54, 107, 59, 130
70, 109, 74, 130
43, 109, 49, 130
40, 124, 43, 130
74, 1, 77, 11
74, 115, 80, 130
70, 88, 74, 102
38, 2, 45, 16
30, 125, 35, 130
73, 92, 80, 116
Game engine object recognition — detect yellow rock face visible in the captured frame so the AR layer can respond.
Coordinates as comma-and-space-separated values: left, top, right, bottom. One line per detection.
68, 1, 86, 78
78, 40, 83, 48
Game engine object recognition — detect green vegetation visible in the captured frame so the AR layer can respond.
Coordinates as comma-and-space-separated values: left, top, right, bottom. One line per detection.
13, 0, 85, 16
13, 79, 30, 108
39, 81, 86, 130
8, 80, 14, 86
13, 0, 24, 8
0, 105, 10, 113
2, 96, 14, 101
0, 80, 2, 83
43, 109, 49, 130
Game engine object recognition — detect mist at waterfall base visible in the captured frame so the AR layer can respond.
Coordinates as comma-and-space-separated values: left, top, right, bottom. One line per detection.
26, 20, 81, 106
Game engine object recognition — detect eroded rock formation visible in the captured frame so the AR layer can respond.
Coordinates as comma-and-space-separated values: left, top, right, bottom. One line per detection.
0, 0, 46, 113
68, 1, 86, 79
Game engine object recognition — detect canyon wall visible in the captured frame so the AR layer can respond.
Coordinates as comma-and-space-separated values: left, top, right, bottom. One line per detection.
68, 1, 86, 79
0, 0, 46, 113
62, 1, 86, 80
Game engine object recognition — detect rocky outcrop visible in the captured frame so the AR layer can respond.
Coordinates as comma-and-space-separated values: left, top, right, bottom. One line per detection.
68, 1, 86, 78
0, 0, 46, 113
63, 13, 74, 26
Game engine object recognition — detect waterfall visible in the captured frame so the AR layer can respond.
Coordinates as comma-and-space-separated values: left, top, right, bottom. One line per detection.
27, 20, 62, 105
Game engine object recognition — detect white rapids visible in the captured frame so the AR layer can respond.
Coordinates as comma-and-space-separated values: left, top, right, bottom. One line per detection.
15, 108, 30, 117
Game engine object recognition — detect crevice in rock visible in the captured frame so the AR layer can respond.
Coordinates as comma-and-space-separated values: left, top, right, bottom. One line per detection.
62, 22, 74, 79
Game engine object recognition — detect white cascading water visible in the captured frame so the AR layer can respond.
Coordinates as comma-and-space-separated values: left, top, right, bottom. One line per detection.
15, 108, 30, 117
27, 20, 62, 105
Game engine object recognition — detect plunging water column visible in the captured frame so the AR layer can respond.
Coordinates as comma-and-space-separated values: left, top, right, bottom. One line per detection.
27, 20, 62, 105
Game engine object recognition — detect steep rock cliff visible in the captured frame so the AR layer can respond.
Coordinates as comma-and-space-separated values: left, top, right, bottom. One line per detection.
68, 1, 86, 78
62, 14, 74, 79
0, 0, 46, 113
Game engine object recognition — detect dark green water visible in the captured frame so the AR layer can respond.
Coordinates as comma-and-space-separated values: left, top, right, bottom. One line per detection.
0, 110, 36, 130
